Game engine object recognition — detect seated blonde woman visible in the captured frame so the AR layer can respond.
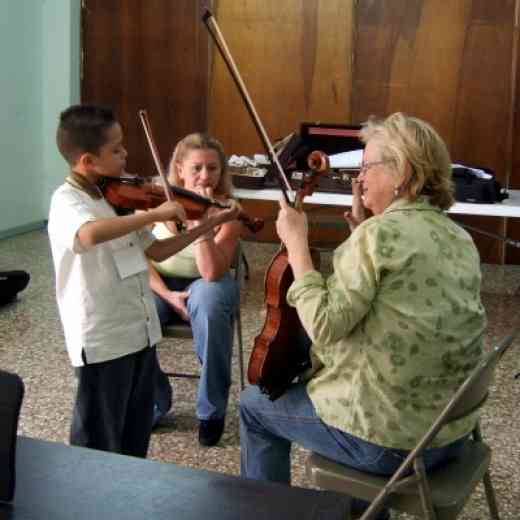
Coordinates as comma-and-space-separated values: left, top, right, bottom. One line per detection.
150, 133, 241, 447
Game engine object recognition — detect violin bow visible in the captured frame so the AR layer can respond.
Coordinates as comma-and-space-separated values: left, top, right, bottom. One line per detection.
202, 9, 295, 206
138, 109, 173, 202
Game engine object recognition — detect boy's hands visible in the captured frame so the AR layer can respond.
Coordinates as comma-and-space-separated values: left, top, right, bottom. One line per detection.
187, 198, 242, 230
151, 200, 187, 224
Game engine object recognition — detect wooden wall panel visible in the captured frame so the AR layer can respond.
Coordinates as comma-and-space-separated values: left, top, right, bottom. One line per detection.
351, 0, 515, 263
351, 0, 468, 132
451, 1, 513, 176
208, 0, 355, 155
450, 1, 515, 263
390, 1, 470, 140
208, 1, 518, 259
81, 1, 520, 263
352, 0, 422, 121
353, 0, 473, 142
82, 0, 208, 177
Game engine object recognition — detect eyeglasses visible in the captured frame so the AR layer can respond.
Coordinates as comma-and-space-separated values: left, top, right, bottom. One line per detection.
358, 160, 390, 175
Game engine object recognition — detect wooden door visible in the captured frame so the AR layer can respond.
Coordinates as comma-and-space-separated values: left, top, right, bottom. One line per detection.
81, 0, 209, 177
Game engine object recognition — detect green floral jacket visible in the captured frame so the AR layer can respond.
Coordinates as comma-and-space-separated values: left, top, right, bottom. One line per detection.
287, 197, 486, 449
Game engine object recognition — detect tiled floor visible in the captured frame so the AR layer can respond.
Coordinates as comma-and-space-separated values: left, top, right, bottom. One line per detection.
1, 229, 519, 519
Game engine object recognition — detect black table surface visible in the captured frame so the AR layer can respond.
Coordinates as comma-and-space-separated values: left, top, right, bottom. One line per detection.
0, 437, 351, 520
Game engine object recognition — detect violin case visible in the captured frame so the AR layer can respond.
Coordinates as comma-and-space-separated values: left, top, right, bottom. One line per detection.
265, 122, 364, 194
452, 165, 508, 204
0, 369, 24, 502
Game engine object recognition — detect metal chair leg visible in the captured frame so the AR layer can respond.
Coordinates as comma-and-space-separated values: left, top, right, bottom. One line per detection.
163, 242, 247, 391
483, 471, 501, 520
473, 424, 500, 519
236, 306, 245, 390
163, 371, 199, 379
241, 251, 250, 280
414, 458, 437, 520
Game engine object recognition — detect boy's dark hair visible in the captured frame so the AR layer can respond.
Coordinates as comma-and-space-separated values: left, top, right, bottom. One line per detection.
56, 104, 116, 165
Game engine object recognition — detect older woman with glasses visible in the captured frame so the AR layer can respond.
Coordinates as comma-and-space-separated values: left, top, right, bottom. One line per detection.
239, 112, 486, 520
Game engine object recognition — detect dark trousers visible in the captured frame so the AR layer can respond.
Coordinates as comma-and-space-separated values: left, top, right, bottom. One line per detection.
70, 346, 156, 458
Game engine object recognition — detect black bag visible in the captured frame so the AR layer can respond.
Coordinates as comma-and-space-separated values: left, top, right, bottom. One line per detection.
452, 166, 508, 204
0, 270, 30, 306
0, 370, 24, 502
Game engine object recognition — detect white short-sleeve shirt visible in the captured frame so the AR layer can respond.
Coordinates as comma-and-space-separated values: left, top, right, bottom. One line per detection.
48, 182, 162, 367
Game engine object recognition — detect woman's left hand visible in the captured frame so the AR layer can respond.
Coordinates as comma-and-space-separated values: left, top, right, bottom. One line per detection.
196, 185, 215, 200
344, 178, 365, 231
186, 186, 215, 229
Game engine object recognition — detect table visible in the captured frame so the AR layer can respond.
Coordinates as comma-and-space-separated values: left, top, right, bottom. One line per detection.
233, 188, 520, 218
0, 437, 351, 520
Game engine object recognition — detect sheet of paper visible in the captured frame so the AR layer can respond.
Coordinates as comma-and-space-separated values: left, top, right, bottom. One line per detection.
329, 149, 363, 169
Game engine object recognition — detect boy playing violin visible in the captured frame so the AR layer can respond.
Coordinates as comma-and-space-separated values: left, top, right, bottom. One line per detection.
48, 104, 239, 457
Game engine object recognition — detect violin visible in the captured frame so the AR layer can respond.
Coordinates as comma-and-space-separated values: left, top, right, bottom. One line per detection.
203, 9, 329, 399
102, 175, 264, 234
248, 153, 327, 399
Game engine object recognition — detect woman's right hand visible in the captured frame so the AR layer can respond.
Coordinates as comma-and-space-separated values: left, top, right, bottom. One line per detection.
276, 197, 308, 251
344, 178, 365, 231
163, 289, 190, 321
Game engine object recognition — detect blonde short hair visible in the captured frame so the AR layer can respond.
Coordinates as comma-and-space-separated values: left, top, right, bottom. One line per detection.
168, 133, 232, 197
360, 112, 454, 210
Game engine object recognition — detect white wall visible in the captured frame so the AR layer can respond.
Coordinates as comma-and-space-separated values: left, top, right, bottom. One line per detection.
42, 0, 81, 218
0, 0, 80, 239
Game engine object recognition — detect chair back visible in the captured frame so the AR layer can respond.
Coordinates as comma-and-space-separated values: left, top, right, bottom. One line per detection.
442, 332, 517, 423
400, 332, 517, 472
231, 241, 243, 280
359, 330, 518, 520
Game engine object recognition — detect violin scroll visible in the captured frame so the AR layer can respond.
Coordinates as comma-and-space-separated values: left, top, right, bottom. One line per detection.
293, 150, 330, 208
307, 150, 330, 173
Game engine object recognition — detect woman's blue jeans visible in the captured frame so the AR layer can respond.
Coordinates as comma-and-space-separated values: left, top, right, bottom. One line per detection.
240, 382, 467, 518
154, 272, 238, 420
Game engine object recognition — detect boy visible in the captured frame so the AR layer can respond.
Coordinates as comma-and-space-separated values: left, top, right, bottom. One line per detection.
48, 104, 238, 457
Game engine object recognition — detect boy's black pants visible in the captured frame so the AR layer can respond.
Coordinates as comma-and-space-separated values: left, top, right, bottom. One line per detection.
70, 346, 156, 458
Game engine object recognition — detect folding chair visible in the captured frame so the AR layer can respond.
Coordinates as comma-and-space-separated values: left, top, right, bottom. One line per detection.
306, 331, 518, 520
160, 241, 246, 390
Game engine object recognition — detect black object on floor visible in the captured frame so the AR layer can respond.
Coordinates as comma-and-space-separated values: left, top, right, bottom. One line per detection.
0, 271, 30, 305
